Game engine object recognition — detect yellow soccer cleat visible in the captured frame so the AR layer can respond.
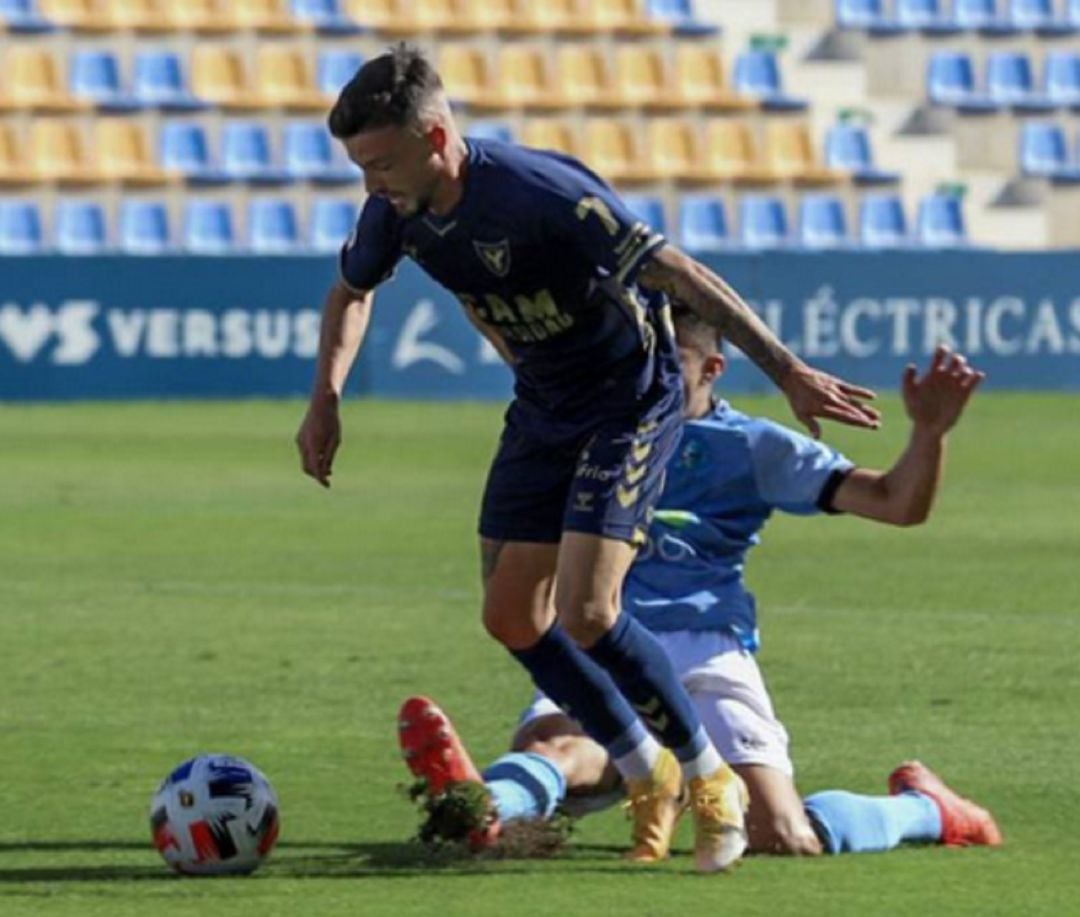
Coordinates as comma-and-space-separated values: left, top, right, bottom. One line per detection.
622, 748, 685, 862
687, 765, 750, 873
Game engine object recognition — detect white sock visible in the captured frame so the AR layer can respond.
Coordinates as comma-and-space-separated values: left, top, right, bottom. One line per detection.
611, 732, 663, 782
678, 728, 725, 781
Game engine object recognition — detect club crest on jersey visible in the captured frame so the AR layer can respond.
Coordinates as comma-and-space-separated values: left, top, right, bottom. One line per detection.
474, 239, 511, 277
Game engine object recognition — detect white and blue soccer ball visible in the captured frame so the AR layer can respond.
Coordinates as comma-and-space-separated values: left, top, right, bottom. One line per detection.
150, 753, 280, 875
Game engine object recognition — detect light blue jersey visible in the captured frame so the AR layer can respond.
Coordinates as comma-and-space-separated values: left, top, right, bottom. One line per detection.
623, 400, 854, 651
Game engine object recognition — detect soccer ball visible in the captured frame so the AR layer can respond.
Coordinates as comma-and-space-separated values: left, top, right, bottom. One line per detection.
149, 753, 280, 875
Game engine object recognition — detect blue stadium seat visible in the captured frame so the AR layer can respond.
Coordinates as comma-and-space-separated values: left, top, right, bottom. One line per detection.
859, 194, 909, 248
283, 121, 359, 184
291, 0, 363, 33
0, 0, 54, 32
309, 197, 358, 253
797, 195, 849, 249
0, 201, 44, 254
317, 49, 364, 97
645, 0, 720, 36
55, 201, 108, 254
896, 0, 962, 34
835, 0, 901, 33
468, 121, 515, 143
927, 52, 998, 112
70, 50, 140, 112
824, 123, 900, 185
248, 199, 301, 254
916, 194, 967, 247
955, 0, 1020, 34
987, 52, 1055, 113
1044, 52, 1080, 109
134, 51, 206, 112
622, 195, 667, 235
120, 200, 173, 254
739, 196, 788, 249
1019, 122, 1070, 177
733, 52, 808, 112
1009, 0, 1077, 34
159, 123, 230, 185
221, 121, 290, 185
678, 195, 730, 252
183, 201, 236, 254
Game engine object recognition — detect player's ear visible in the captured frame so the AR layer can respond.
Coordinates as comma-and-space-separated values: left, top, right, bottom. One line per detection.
703, 353, 726, 384
426, 124, 447, 156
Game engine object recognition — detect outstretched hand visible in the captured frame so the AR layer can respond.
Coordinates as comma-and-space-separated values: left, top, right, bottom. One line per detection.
902, 345, 985, 435
781, 363, 880, 439
296, 394, 342, 488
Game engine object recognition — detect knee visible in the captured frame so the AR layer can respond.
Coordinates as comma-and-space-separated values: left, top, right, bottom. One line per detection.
555, 596, 618, 647
482, 600, 546, 650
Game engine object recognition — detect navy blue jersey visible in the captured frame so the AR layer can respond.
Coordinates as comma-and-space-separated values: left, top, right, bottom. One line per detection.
340, 138, 680, 441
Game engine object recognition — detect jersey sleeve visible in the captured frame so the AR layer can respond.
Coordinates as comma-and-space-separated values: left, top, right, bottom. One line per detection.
338, 196, 404, 294
539, 157, 665, 285
747, 420, 855, 516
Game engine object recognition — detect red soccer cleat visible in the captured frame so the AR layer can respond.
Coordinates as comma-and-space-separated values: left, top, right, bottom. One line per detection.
888, 760, 1003, 848
398, 696, 499, 849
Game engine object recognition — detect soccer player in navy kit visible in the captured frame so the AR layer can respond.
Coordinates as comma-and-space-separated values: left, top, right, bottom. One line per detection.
295, 44, 879, 871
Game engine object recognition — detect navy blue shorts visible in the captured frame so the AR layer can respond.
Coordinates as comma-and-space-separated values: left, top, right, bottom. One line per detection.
479, 390, 683, 546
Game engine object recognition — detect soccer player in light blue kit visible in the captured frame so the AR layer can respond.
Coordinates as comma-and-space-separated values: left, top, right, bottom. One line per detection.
296, 45, 879, 870
405, 307, 1001, 857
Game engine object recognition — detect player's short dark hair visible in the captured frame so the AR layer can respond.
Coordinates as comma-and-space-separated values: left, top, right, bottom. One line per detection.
327, 43, 443, 139
671, 301, 722, 355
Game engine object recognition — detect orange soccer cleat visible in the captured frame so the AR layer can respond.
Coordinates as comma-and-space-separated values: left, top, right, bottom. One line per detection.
888, 760, 1003, 848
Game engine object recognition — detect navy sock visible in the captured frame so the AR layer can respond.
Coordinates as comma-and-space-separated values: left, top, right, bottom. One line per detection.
510, 623, 652, 765
585, 614, 719, 776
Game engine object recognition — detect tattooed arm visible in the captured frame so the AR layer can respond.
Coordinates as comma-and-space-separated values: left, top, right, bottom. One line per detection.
638, 245, 880, 437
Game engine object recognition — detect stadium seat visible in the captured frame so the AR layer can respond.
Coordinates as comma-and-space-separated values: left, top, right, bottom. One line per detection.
342, 0, 396, 31
1018, 122, 1080, 180
317, 49, 364, 98
896, 0, 963, 34
672, 46, 756, 112
96, 118, 171, 186
579, 0, 667, 36
3, 46, 85, 112
159, 122, 230, 184
0, 0, 56, 32
309, 197, 358, 252
1009, 0, 1077, 35
621, 194, 667, 234
701, 121, 780, 185
164, 0, 235, 32
133, 51, 206, 111
645, 0, 719, 37
248, 199, 300, 253
39, 0, 111, 31
835, 0, 903, 34
678, 194, 730, 251
451, 0, 516, 33
553, 46, 624, 110
520, 118, 579, 156
191, 47, 266, 111
987, 52, 1055, 113
501, 0, 600, 36
645, 118, 712, 183
858, 193, 908, 247
467, 120, 515, 142
732, 51, 808, 112
927, 51, 997, 111
183, 200, 236, 253
438, 46, 499, 109
739, 195, 788, 248
954, 0, 1019, 35
233, 0, 301, 33
55, 200, 108, 253
1043, 52, 1080, 109
583, 119, 660, 184
70, 50, 140, 112
283, 121, 359, 184
797, 194, 849, 248
29, 120, 99, 184
255, 46, 327, 111
221, 121, 290, 184
916, 193, 967, 247
0, 124, 35, 186
107, 0, 172, 32
764, 122, 847, 186
291, 0, 362, 32
119, 199, 172, 253
0, 201, 44, 254
613, 46, 685, 112
824, 123, 901, 185
368, 0, 454, 35
489, 47, 568, 111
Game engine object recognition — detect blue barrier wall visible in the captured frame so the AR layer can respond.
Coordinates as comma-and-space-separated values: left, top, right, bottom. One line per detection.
2, 251, 1079, 400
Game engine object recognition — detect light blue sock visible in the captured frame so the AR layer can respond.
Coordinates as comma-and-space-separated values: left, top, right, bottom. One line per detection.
482, 752, 567, 823
804, 790, 943, 854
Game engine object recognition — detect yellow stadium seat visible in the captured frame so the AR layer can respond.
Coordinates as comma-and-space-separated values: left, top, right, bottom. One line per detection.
505, 0, 597, 34
454, 0, 515, 31
29, 121, 101, 185
698, 122, 781, 186
489, 47, 569, 111
40, 0, 112, 31
554, 47, 625, 111
583, 119, 659, 185
613, 46, 685, 113
0, 124, 35, 187
95, 118, 171, 186
106, 0, 172, 31
578, 0, 667, 36
763, 122, 847, 186
343, 0, 396, 30
233, 0, 301, 33
364, 0, 453, 34
643, 118, 724, 184
192, 47, 267, 111
165, 0, 236, 32
674, 46, 757, 113
3, 46, 86, 113
520, 119, 579, 157
438, 46, 502, 110
256, 47, 327, 112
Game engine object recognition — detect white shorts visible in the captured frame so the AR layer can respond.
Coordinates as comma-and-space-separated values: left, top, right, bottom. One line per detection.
515, 629, 794, 777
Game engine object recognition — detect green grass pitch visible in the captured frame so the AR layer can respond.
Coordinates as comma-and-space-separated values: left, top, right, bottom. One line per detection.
1, 393, 1078, 916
